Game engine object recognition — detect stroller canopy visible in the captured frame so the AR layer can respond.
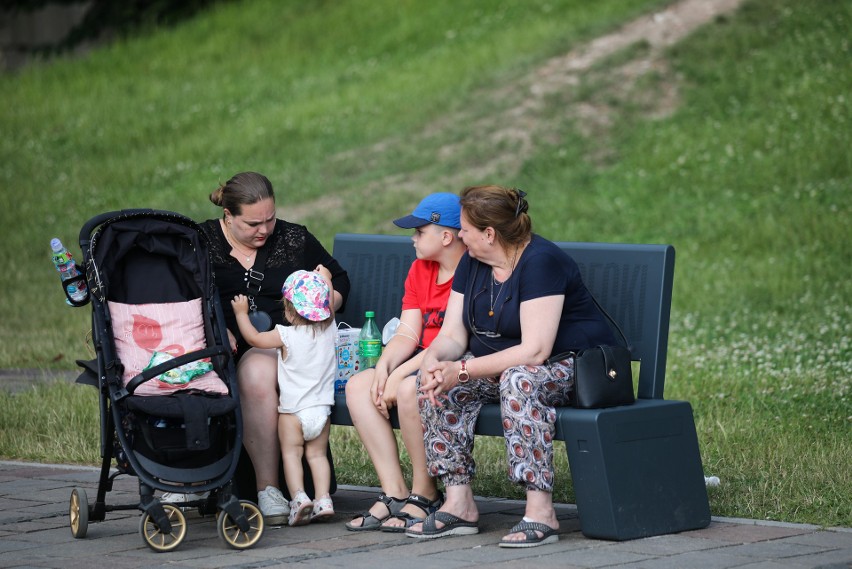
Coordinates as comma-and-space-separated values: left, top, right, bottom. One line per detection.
85, 212, 213, 305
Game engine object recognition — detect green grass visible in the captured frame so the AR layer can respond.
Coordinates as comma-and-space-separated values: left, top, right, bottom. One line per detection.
0, 382, 100, 464
1, 0, 850, 528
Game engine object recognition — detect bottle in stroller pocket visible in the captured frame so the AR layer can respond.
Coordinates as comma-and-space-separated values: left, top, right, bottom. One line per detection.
50, 238, 89, 306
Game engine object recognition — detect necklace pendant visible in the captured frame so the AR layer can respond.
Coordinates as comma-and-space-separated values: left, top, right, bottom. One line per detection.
488, 310, 494, 317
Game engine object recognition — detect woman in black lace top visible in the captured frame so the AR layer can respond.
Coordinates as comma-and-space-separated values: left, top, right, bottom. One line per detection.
198, 171, 350, 524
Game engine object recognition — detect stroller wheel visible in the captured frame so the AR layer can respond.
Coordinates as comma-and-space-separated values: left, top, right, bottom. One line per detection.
217, 500, 265, 550
140, 504, 187, 552
69, 488, 89, 538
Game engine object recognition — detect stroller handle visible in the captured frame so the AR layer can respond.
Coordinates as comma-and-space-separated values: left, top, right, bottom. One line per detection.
79, 209, 156, 243
79, 209, 200, 244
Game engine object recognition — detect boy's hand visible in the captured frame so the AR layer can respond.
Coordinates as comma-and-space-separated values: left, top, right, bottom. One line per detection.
231, 294, 249, 315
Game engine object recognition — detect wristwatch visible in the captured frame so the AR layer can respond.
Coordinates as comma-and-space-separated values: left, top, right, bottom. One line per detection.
458, 360, 470, 383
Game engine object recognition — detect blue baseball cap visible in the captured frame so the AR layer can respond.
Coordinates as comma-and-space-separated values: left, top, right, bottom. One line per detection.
393, 193, 461, 229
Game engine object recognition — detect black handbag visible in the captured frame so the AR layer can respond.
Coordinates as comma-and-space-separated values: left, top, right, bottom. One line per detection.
550, 293, 635, 409
572, 344, 634, 409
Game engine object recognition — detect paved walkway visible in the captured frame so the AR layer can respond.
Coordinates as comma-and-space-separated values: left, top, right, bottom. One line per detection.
0, 461, 850, 569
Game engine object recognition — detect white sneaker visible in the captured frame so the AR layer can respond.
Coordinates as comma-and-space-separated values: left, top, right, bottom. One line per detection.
257, 486, 290, 524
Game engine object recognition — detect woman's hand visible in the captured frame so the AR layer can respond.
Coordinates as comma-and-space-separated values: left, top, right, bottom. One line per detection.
418, 359, 462, 407
416, 291, 469, 406
315, 264, 343, 311
231, 294, 249, 315
314, 264, 332, 281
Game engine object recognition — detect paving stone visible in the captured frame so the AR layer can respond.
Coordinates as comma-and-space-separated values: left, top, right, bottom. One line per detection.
0, 460, 849, 569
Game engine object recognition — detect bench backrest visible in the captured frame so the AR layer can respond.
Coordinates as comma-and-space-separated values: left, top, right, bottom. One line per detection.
332, 233, 675, 400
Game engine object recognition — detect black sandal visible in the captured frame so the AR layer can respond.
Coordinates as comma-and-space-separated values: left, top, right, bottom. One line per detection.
380, 492, 444, 533
498, 519, 559, 548
344, 492, 406, 531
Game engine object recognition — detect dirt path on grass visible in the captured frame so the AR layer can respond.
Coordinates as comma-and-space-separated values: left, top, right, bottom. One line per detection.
283, 0, 746, 223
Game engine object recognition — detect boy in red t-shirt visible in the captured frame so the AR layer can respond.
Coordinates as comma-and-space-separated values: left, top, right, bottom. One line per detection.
345, 193, 466, 532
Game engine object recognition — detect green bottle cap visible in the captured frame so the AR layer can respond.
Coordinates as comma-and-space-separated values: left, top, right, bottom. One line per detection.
365, 311, 375, 318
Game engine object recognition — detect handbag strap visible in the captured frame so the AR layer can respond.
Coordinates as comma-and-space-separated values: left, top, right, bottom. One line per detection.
245, 244, 270, 297
587, 291, 631, 351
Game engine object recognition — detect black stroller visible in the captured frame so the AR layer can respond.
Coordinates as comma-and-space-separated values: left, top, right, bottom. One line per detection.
70, 209, 264, 551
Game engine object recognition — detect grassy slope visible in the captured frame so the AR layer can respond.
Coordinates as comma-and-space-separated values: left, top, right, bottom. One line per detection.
0, 0, 670, 368
0, 0, 849, 526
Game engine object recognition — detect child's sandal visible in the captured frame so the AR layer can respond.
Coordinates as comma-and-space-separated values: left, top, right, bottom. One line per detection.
310, 495, 334, 522
288, 491, 313, 527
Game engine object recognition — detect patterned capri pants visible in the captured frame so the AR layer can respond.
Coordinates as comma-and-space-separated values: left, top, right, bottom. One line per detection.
418, 354, 575, 492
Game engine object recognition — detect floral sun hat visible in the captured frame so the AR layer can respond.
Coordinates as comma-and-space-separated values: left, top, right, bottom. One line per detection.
282, 270, 331, 322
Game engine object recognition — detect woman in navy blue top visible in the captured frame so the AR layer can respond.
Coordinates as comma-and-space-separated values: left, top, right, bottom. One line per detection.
407, 185, 615, 548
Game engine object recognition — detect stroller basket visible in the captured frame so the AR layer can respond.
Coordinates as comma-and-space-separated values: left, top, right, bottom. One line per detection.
126, 392, 238, 476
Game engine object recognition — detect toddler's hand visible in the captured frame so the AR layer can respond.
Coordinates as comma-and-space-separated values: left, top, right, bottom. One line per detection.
231, 294, 249, 314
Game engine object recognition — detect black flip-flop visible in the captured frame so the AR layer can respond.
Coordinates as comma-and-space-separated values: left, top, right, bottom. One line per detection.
498, 520, 559, 548
405, 511, 479, 539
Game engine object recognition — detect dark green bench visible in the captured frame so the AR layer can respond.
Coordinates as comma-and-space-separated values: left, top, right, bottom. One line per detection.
329, 233, 711, 540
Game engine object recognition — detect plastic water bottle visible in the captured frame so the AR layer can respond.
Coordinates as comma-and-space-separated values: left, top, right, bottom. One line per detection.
50, 238, 88, 305
358, 311, 382, 369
